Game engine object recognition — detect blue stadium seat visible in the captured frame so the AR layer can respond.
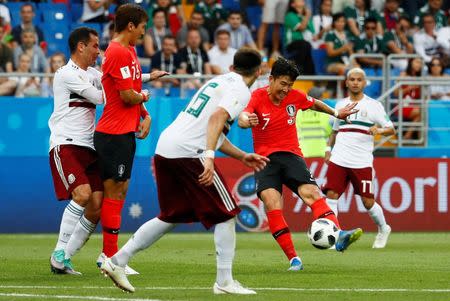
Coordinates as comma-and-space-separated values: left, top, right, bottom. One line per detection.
246, 6, 262, 32
40, 3, 71, 25
222, 0, 240, 10
312, 49, 328, 75
44, 26, 70, 57
71, 22, 103, 35
70, 3, 83, 22
363, 68, 382, 98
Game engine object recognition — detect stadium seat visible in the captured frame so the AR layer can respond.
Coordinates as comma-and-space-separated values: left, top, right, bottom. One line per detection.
363, 68, 382, 98
40, 3, 71, 26
71, 22, 103, 35
312, 49, 328, 75
222, 0, 240, 10
70, 3, 83, 22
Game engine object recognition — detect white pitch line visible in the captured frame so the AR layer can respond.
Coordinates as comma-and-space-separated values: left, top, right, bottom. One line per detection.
0, 293, 161, 301
1, 285, 450, 293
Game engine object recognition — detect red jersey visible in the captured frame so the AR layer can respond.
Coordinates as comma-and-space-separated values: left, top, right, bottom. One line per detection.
244, 87, 315, 157
96, 41, 143, 134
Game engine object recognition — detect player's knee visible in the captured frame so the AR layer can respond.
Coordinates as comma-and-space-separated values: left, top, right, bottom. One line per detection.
362, 197, 375, 209
72, 188, 92, 206
326, 190, 339, 200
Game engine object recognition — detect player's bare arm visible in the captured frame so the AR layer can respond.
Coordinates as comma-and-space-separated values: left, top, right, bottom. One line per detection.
199, 107, 230, 186
324, 130, 338, 164
142, 70, 170, 82
311, 100, 359, 120
119, 88, 150, 105
238, 112, 259, 128
137, 104, 151, 139
369, 126, 396, 136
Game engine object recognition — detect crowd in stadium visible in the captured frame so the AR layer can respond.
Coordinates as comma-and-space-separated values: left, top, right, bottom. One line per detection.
0, 0, 449, 99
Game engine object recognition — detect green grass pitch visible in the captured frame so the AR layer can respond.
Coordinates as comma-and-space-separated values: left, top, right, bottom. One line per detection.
1, 232, 449, 301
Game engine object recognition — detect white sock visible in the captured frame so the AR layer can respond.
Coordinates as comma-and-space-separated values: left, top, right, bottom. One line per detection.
55, 200, 84, 251
64, 215, 97, 259
368, 202, 388, 231
326, 198, 339, 216
112, 218, 175, 267
214, 218, 235, 287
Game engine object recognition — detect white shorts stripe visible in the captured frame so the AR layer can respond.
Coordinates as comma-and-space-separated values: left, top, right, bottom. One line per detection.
199, 157, 235, 212
53, 145, 69, 190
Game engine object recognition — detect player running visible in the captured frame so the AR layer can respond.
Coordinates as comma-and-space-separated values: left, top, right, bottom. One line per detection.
323, 67, 395, 249
101, 48, 267, 295
238, 58, 363, 271
49, 27, 103, 275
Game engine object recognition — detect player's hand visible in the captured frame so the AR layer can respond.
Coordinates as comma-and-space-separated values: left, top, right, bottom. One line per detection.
239, 113, 259, 128
137, 115, 151, 139
337, 102, 358, 122
141, 89, 150, 103
150, 70, 170, 81
369, 125, 380, 136
199, 157, 214, 186
324, 150, 331, 164
241, 153, 269, 172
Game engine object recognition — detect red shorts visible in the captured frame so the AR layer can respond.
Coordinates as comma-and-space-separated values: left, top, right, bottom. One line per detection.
49, 145, 103, 201
322, 161, 374, 199
154, 155, 241, 229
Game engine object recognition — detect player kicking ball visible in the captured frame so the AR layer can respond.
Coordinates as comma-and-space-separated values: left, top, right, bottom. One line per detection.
238, 58, 363, 271
323, 68, 395, 248
101, 48, 267, 294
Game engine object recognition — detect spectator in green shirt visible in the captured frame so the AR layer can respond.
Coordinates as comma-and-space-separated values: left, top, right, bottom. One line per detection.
324, 13, 354, 75
284, 0, 315, 74
383, 15, 414, 70
344, 0, 383, 38
354, 17, 384, 69
195, 0, 228, 44
414, 0, 447, 30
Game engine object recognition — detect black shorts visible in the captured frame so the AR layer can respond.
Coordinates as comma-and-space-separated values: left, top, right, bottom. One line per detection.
255, 151, 317, 197
93, 131, 136, 181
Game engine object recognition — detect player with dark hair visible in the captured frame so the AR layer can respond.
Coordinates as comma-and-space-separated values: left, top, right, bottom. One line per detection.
101, 48, 267, 295
239, 58, 363, 271
93, 4, 168, 273
49, 27, 103, 275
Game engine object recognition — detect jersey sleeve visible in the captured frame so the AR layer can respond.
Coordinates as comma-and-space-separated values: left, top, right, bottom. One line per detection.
61, 69, 103, 105
105, 47, 134, 91
218, 86, 250, 120
373, 101, 394, 128
294, 89, 315, 110
243, 90, 259, 114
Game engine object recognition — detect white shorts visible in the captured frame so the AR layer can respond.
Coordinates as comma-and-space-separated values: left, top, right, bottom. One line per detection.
262, 0, 289, 24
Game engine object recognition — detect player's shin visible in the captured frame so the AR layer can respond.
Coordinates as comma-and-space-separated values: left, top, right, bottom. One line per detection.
267, 209, 298, 261
65, 215, 97, 259
112, 217, 175, 267
55, 200, 85, 251
368, 202, 388, 230
326, 198, 339, 216
214, 218, 236, 286
101, 198, 125, 257
310, 198, 341, 228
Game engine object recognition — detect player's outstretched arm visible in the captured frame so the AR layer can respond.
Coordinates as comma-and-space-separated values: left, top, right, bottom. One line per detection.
324, 130, 337, 164
368, 126, 396, 136
238, 112, 259, 128
142, 70, 170, 82
311, 100, 358, 120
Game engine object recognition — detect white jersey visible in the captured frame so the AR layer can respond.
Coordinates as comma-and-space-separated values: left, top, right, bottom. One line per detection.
156, 72, 251, 158
330, 95, 394, 168
48, 59, 103, 151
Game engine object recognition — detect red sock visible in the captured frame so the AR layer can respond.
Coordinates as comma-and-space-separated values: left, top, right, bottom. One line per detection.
101, 198, 125, 257
310, 197, 341, 228
267, 209, 297, 261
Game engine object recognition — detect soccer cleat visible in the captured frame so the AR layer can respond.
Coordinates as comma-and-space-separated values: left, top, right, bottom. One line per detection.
213, 280, 256, 295
335, 228, 363, 252
63, 258, 82, 275
287, 257, 303, 271
96, 252, 139, 275
50, 250, 65, 274
373, 225, 391, 249
101, 257, 135, 293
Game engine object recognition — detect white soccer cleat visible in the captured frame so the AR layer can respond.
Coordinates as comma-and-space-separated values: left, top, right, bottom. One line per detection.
373, 225, 391, 249
101, 257, 135, 293
213, 280, 256, 295
97, 252, 139, 275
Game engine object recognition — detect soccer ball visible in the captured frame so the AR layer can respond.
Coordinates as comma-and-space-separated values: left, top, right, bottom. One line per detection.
307, 218, 339, 249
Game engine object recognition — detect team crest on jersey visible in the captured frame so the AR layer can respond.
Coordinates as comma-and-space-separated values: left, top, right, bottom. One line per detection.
68, 174, 76, 185
118, 164, 125, 177
286, 105, 296, 117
